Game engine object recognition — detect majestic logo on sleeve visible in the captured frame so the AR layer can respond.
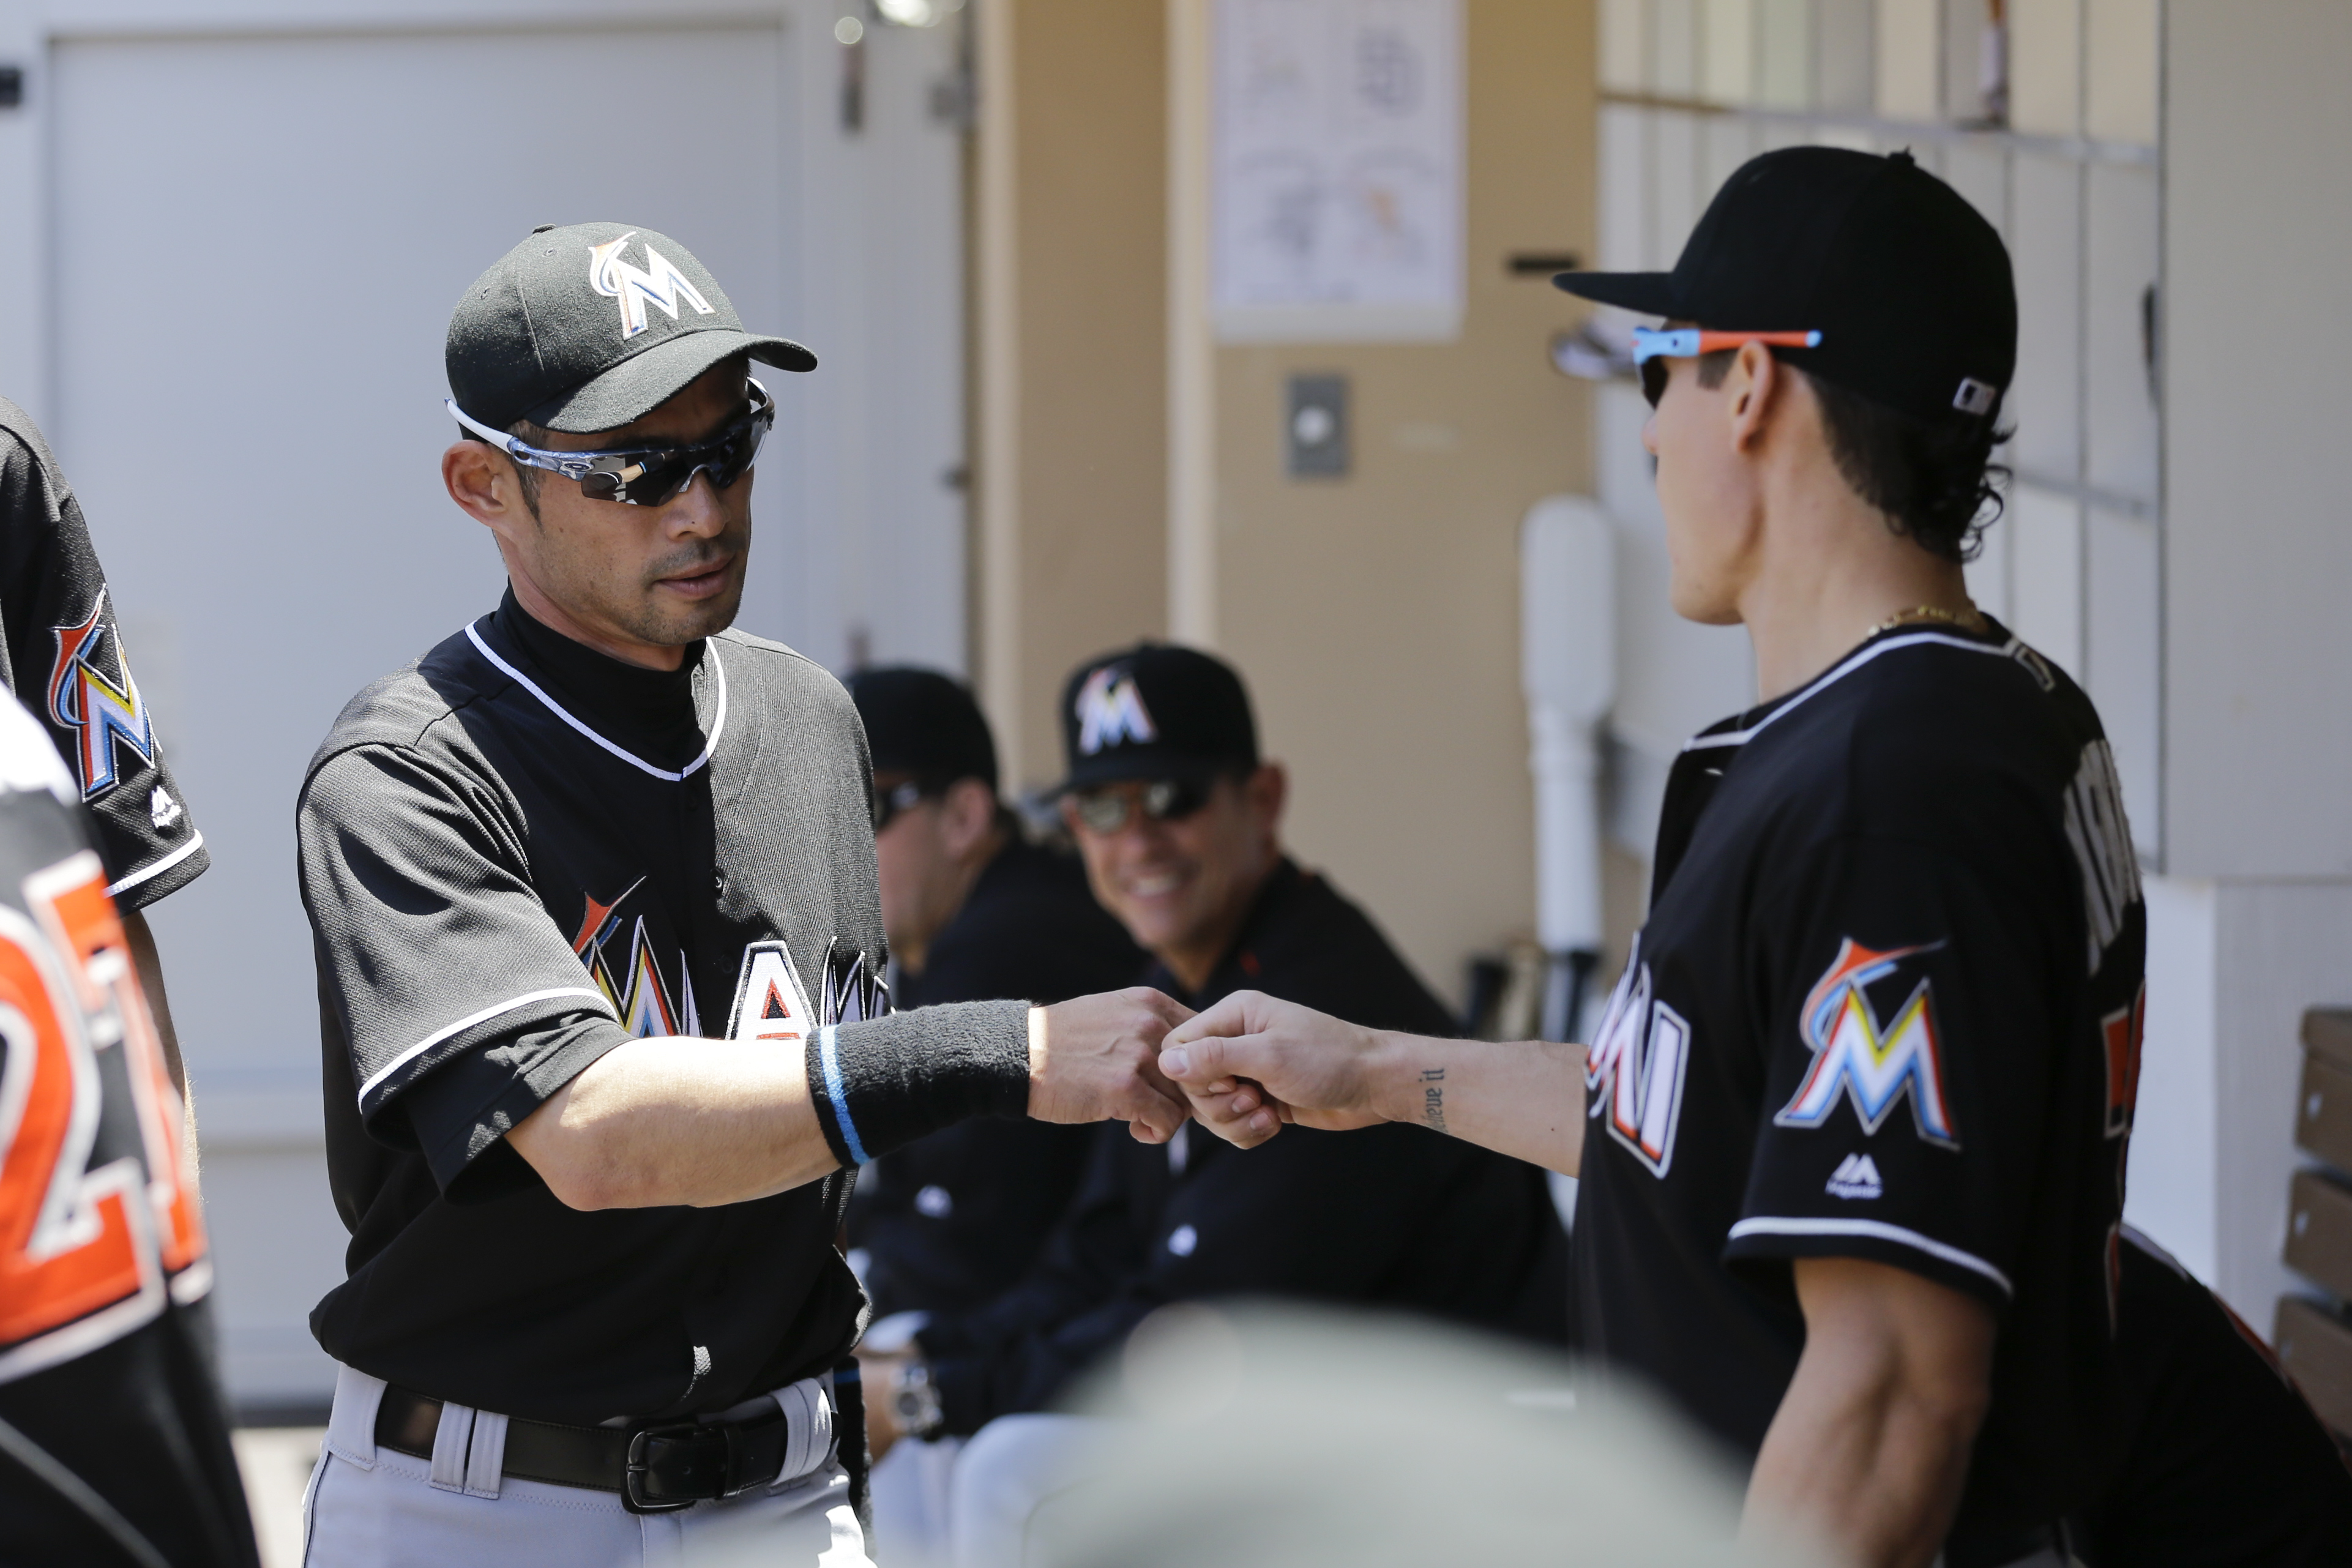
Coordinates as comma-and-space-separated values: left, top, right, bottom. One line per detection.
588, 233, 717, 340
1073, 668, 1157, 755
1777, 939, 1957, 1148
1584, 939, 1692, 1178
573, 878, 698, 1038
46, 592, 157, 802
2064, 740, 2141, 977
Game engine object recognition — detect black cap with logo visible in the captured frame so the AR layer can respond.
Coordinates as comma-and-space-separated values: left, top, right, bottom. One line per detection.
1555, 146, 2017, 427
847, 667, 999, 793
448, 222, 818, 433
1058, 643, 1259, 794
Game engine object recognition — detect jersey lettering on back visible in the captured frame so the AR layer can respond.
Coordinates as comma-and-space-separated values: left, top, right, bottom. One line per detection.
0, 846, 206, 1382
2064, 740, 2140, 976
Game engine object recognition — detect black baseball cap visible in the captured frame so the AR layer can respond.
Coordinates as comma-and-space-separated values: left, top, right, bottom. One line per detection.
448, 222, 818, 433
1058, 644, 1259, 794
847, 667, 999, 793
1555, 147, 2016, 427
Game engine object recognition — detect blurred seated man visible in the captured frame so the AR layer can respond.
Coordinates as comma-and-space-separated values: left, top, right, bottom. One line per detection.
2069, 1226, 2352, 1566
843, 667, 1146, 1552
861, 644, 1565, 1561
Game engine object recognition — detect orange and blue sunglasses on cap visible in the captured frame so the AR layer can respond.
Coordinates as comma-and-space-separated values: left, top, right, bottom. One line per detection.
1633, 327, 1822, 407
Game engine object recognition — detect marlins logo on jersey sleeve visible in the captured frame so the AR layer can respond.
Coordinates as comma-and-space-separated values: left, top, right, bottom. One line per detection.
1775, 938, 1958, 1148
46, 589, 157, 803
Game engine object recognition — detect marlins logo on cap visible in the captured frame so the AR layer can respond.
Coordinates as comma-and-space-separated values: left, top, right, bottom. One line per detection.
588, 232, 717, 341
1075, 667, 1157, 755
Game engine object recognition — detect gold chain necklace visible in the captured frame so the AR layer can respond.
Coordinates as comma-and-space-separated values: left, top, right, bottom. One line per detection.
1869, 602, 1988, 639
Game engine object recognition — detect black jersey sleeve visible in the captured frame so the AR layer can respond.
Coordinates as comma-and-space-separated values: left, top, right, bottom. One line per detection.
0, 413, 207, 909
1722, 831, 2066, 1309
299, 742, 628, 1179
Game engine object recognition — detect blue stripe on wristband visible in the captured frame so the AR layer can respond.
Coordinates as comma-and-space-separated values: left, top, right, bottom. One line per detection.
817, 1024, 872, 1165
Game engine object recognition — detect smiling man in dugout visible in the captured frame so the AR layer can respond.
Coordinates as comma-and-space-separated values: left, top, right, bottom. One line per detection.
858, 643, 1565, 1563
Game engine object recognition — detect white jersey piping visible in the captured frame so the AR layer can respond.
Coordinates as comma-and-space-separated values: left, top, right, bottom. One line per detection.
1726, 1215, 2014, 1297
1684, 632, 2020, 753
105, 831, 206, 899
464, 622, 729, 783
356, 985, 613, 1106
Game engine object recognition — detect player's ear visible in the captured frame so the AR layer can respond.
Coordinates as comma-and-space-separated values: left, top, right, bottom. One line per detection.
942, 777, 997, 853
444, 440, 523, 530
1727, 340, 1781, 454
1245, 763, 1287, 833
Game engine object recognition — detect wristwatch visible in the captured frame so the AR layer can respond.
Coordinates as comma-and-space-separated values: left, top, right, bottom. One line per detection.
890, 1359, 944, 1441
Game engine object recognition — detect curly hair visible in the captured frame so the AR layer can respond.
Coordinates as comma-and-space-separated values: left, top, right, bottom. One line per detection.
1696, 350, 2010, 562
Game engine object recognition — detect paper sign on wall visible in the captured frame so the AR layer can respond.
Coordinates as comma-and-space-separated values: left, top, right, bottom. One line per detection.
1212, 0, 1463, 342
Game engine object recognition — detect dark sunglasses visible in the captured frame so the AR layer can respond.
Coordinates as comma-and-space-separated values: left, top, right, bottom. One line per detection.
873, 780, 935, 834
447, 379, 775, 506
1069, 778, 1211, 834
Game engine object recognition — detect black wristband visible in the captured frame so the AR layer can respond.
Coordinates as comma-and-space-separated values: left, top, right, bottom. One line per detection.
804, 999, 1033, 1166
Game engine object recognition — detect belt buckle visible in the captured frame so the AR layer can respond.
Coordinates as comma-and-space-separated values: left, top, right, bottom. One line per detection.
622, 1421, 733, 1515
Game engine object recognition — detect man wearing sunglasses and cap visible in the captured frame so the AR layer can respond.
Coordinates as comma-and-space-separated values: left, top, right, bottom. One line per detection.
861, 643, 1564, 1562
1163, 148, 2147, 1568
293, 223, 1190, 1567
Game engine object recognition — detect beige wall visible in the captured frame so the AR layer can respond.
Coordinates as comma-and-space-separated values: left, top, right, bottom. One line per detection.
976, 0, 1169, 788
1203, 1, 1599, 1001
981, 0, 1597, 1004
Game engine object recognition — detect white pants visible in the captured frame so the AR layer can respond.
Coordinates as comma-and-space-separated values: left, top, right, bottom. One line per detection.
866, 1434, 961, 1566
302, 1365, 873, 1568
946, 1416, 1113, 1568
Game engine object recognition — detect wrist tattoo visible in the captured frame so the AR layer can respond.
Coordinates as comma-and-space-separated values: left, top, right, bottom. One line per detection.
1419, 1067, 1447, 1134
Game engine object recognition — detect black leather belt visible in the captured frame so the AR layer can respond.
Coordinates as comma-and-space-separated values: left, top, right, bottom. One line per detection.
374, 1384, 818, 1514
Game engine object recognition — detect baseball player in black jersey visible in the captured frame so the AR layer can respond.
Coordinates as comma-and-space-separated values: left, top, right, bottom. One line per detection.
295, 223, 1189, 1566
0, 397, 209, 1107
1165, 149, 2141, 1568
0, 695, 255, 1566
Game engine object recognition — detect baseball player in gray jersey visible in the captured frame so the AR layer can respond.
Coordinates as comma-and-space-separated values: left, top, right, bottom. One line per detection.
295, 224, 1187, 1567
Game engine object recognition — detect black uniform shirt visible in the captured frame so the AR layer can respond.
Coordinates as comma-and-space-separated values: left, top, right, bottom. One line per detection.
2072, 1228, 2352, 1566
917, 858, 1567, 1432
0, 397, 206, 908
298, 593, 1023, 1425
852, 834, 1145, 1319
1575, 621, 2146, 1540
0, 696, 254, 1566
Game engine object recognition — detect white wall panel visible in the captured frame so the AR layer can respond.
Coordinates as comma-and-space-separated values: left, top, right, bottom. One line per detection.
2166, 2, 2352, 876
2086, 506, 2159, 852
2083, 163, 2159, 504
1652, 0, 1699, 96
2008, 152, 2082, 483
2009, 485, 2083, 678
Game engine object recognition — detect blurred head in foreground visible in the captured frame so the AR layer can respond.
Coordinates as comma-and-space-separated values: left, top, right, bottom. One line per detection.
1031, 1303, 1823, 1568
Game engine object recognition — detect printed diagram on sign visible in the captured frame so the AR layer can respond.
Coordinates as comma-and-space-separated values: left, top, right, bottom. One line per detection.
1213, 0, 1462, 337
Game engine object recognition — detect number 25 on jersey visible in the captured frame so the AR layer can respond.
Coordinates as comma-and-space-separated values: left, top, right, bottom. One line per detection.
0, 849, 205, 1381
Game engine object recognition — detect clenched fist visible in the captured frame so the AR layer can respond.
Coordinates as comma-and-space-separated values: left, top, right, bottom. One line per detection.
1157, 990, 1394, 1149
1026, 987, 1195, 1144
